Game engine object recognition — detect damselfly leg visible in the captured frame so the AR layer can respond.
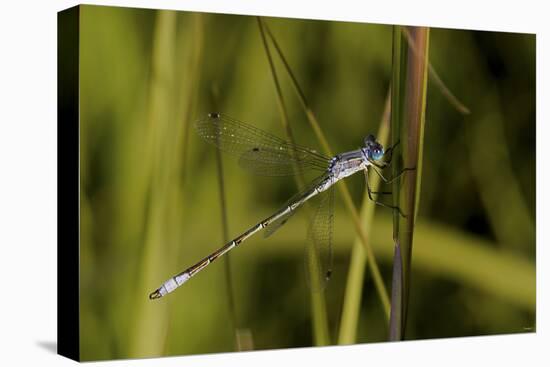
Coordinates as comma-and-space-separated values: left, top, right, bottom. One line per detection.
363, 170, 407, 218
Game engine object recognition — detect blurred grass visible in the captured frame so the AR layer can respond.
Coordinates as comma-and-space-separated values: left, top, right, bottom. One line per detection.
201, 211, 536, 315
338, 91, 391, 344
257, 17, 330, 346
77, 5, 535, 360
130, 9, 178, 358
467, 91, 536, 252
263, 18, 391, 323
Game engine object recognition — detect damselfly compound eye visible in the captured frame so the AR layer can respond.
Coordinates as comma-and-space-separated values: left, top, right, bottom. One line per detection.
372, 148, 384, 160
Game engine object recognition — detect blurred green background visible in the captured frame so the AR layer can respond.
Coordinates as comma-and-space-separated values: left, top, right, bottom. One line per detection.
76, 5, 535, 361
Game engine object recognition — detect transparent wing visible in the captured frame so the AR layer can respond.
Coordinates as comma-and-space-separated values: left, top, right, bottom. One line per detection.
304, 182, 335, 292
264, 174, 329, 238
195, 113, 330, 176
238, 146, 326, 176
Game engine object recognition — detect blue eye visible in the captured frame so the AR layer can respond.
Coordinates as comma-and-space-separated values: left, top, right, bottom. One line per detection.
372, 148, 383, 160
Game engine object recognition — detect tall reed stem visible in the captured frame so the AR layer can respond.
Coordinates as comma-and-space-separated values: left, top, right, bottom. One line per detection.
388, 26, 430, 341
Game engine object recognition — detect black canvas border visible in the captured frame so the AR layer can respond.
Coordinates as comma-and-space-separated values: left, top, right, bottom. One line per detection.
57, 5, 80, 362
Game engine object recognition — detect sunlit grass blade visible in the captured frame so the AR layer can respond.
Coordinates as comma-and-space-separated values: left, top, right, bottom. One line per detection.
257, 17, 330, 346
210, 83, 254, 351
179, 13, 204, 185
389, 25, 430, 340
235, 212, 535, 313
213, 103, 239, 351
366, 215, 535, 312
215, 142, 255, 351
337, 90, 391, 344
263, 20, 391, 321
130, 10, 177, 357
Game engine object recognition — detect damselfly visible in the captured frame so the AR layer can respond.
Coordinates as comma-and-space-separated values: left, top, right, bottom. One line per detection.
149, 113, 403, 300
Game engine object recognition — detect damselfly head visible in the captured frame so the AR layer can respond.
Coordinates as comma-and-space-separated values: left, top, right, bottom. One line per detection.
363, 135, 384, 161
364, 134, 376, 144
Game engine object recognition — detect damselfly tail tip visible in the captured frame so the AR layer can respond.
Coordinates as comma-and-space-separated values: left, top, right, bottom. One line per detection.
149, 289, 162, 300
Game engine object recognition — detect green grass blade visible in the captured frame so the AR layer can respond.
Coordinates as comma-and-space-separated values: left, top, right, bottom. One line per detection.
179, 13, 204, 186
231, 212, 535, 313
389, 26, 430, 340
257, 17, 330, 346
467, 91, 535, 251
399, 27, 469, 115
212, 103, 240, 351
263, 21, 391, 320
337, 90, 391, 344
130, 10, 177, 357
367, 215, 535, 312
388, 242, 403, 340
206, 47, 252, 350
